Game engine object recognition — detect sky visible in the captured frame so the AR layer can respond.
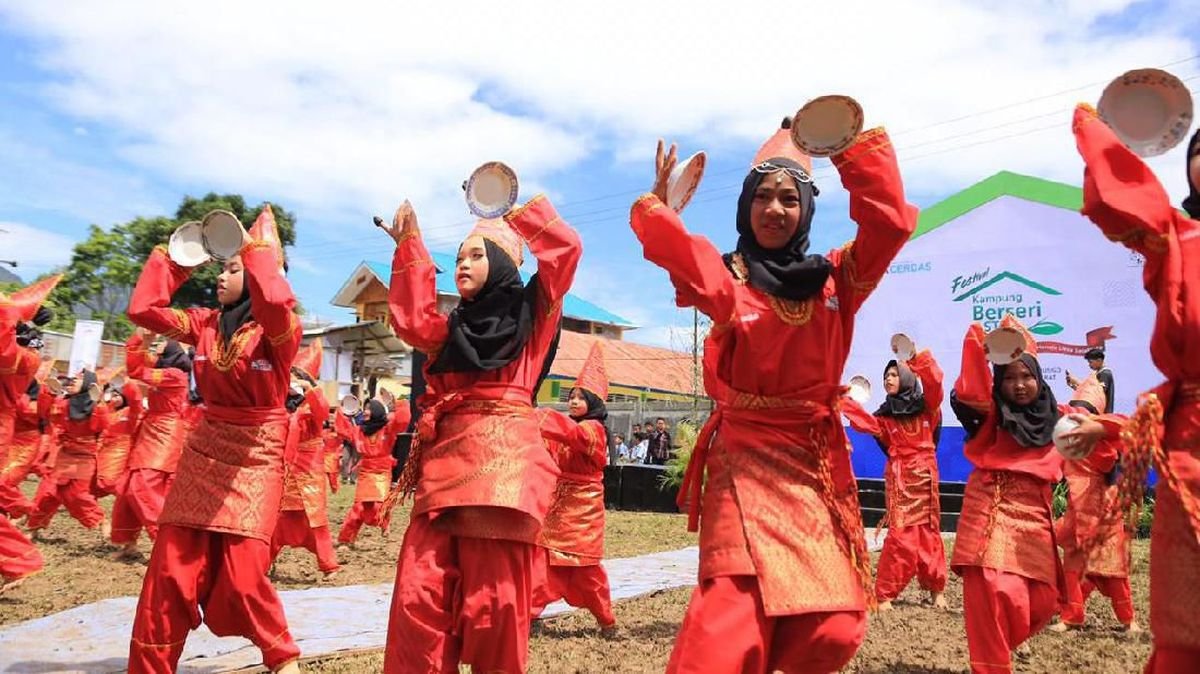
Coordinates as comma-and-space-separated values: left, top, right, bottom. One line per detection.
1, 1, 1197, 353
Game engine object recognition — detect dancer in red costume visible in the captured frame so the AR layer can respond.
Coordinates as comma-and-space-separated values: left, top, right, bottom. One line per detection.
0, 278, 57, 594
634, 117, 917, 673
1065, 104, 1200, 672
111, 330, 192, 559
841, 343, 948, 610
949, 317, 1065, 674
271, 338, 339, 576
94, 370, 144, 498
531, 342, 617, 636
334, 396, 408, 547
26, 369, 114, 539
125, 207, 302, 674
1050, 375, 1137, 632
379, 193, 579, 673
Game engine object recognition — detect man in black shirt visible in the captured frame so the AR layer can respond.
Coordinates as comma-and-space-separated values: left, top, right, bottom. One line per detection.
1067, 347, 1115, 413
646, 417, 673, 466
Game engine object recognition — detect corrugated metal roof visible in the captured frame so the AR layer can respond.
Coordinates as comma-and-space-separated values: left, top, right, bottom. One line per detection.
362, 254, 635, 328
550, 331, 697, 395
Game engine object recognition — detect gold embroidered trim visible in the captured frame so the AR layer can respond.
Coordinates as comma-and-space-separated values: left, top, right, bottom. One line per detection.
729, 253, 749, 285
840, 241, 878, 293
211, 324, 256, 372
395, 229, 419, 244
390, 258, 431, 275
630, 193, 665, 218
269, 313, 299, 346
162, 309, 190, 341
504, 193, 547, 223
525, 216, 562, 244
767, 294, 814, 326
832, 127, 891, 168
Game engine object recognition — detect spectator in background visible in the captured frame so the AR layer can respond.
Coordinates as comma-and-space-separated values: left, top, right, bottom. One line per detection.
646, 417, 673, 465
630, 435, 649, 464
613, 434, 630, 463
630, 423, 643, 445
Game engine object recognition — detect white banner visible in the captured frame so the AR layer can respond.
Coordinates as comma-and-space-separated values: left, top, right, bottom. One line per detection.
68, 319, 105, 377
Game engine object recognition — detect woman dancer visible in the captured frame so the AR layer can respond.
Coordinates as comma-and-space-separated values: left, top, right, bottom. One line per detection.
842, 345, 947, 610
633, 117, 917, 673
334, 396, 408, 547
379, 193, 580, 673
125, 207, 302, 673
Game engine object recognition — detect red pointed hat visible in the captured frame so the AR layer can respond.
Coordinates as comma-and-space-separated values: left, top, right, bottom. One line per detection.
573, 341, 609, 400
294, 338, 323, 381
466, 217, 523, 266
248, 204, 285, 269
0, 274, 63, 325
999, 314, 1039, 358
1071, 375, 1106, 412
752, 117, 813, 174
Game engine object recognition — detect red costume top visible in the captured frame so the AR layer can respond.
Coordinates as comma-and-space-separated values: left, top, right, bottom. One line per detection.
631, 128, 916, 615
949, 323, 1063, 588
336, 405, 408, 503
2, 376, 45, 487
96, 381, 145, 486
387, 195, 580, 543
126, 211, 301, 542
323, 430, 342, 493
125, 332, 190, 473
1056, 417, 1129, 578
536, 409, 607, 565
842, 350, 944, 531
0, 324, 41, 448
281, 387, 331, 527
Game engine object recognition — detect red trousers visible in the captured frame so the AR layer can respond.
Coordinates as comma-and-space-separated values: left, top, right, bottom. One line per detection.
1061, 570, 1133, 626
875, 523, 947, 601
26, 477, 106, 531
111, 469, 172, 545
338, 500, 386, 544
0, 514, 43, 582
128, 524, 300, 673
384, 512, 536, 674
271, 511, 340, 574
666, 575, 866, 674
0, 483, 34, 518
531, 552, 616, 627
960, 566, 1059, 674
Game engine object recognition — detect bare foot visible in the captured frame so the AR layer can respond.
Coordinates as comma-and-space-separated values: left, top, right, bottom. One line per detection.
600, 624, 620, 640
1122, 620, 1143, 634
28, 528, 43, 542
322, 569, 340, 581
1013, 641, 1033, 662
1046, 621, 1069, 633
99, 518, 112, 541
0, 575, 31, 596
111, 543, 140, 561
273, 659, 301, 674
876, 600, 894, 612
931, 592, 948, 609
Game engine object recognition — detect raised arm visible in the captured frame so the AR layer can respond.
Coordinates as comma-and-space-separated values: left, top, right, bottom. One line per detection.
504, 195, 582, 312
953, 323, 993, 415
908, 349, 945, 418
630, 194, 737, 323
1073, 104, 1180, 260
127, 248, 208, 345
299, 387, 330, 438
385, 203, 449, 354
537, 409, 607, 468
831, 128, 919, 313
240, 239, 301, 365
841, 396, 882, 437
125, 332, 189, 391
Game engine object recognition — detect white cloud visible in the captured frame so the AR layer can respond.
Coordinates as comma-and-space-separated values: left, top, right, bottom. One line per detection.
0, 221, 76, 271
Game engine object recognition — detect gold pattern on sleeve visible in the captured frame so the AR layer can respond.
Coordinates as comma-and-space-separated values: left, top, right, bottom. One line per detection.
162, 309, 191, 341
839, 242, 880, 294
524, 216, 562, 244
504, 193, 548, 223
831, 127, 891, 168
269, 313, 299, 346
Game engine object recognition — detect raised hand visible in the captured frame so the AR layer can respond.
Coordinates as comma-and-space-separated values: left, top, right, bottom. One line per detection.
377, 200, 419, 245
652, 139, 678, 203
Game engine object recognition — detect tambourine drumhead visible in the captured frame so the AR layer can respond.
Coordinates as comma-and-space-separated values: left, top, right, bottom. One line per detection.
201, 210, 246, 261
88, 383, 103, 403
667, 151, 706, 213
340, 394, 361, 415
168, 221, 210, 267
1052, 416, 1087, 458
465, 162, 519, 219
890, 333, 916, 362
379, 388, 395, 408
792, 95, 864, 157
1098, 68, 1194, 158
984, 327, 1027, 365
848, 374, 872, 404
45, 378, 63, 395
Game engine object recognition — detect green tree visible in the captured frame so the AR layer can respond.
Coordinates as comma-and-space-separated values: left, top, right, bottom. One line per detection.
43, 193, 298, 341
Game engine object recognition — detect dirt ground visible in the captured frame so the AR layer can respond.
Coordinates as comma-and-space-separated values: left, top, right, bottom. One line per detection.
1, 477, 1152, 672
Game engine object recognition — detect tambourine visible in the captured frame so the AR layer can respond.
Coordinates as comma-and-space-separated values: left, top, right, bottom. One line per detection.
87, 383, 103, 403
464, 162, 519, 219
341, 394, 361, 416
791, 95, 864, 157
847, 374, 872, 404
166, 210, 247, 267
666, 151, 706, 213
983, 326, 1028, 365
890, 333, 916, 362
44, 377, 64, 396
378, 388, 395, 411
1097, 68, 1193, 158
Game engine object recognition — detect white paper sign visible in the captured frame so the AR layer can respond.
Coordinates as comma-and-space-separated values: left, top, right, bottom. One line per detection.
68, 319, 105, 376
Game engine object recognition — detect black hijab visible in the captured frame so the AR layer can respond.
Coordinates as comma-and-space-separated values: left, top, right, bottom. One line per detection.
875, 360, 926, 418
156, 340, 193, 373
722, 123, 831, 301
571, 388, 611, 449
1183, 128, 1200, 220
26, 379, 39, 401
218, 274, 254, 344
993, 354, 1059, 447
68, 370, 98, 421
361, 399, 388, 437
429, 239, 551, 378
